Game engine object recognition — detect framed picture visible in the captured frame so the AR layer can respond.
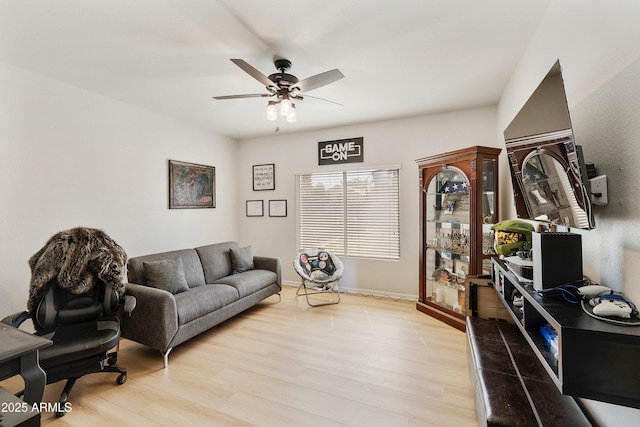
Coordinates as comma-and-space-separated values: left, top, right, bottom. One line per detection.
444, 199, 456, 214
169, 160, 215, 209
253, 164, 275, 191
246, 200, 264, 217
269, 200, 287, 217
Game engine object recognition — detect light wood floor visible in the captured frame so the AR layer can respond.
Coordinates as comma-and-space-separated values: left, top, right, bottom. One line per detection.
1, 286, 477, 427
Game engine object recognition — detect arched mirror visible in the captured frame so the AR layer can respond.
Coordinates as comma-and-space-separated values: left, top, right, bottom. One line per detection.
504, 60, 594, 229
519, 148, 590, 228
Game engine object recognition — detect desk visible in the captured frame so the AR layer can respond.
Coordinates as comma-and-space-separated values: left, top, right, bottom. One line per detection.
0, 324, 52, 405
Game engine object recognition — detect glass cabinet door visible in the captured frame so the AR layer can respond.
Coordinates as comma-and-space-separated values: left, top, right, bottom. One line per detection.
481, 156, 497, 275
424, 168, 470, 315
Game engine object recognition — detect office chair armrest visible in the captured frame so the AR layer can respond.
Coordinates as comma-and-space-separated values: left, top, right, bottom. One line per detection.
1, 311, 31, 328
122, 295, 136, 315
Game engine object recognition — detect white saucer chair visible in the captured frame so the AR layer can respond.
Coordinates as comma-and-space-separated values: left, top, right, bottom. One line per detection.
293, 248, 344, 306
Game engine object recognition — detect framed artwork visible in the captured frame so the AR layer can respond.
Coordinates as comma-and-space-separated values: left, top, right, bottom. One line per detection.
269, 200, 287, 217
246, 200, 264, 217
169, 160, 215, 209
253, 164, 275, 191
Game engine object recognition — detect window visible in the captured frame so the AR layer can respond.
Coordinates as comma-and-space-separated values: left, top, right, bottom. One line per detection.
296, 168, 400, 260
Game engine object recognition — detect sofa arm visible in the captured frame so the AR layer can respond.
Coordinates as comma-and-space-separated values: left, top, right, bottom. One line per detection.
122, 282, 179, 353
254, 256, 282, 288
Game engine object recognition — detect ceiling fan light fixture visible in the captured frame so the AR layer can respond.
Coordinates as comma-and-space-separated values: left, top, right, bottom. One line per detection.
280, 97, 292, 115
266, 101, 278, 121
287, 103, 297, 123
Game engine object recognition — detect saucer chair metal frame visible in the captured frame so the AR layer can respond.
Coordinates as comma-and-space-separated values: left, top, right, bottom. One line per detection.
294, 249, 344, 306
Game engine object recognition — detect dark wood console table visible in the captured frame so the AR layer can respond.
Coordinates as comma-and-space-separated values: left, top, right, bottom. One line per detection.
0, 324, 52, 405
492, 257, 640, 408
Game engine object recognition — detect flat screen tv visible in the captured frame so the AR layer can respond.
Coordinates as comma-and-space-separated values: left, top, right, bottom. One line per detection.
503, 60, 594, 229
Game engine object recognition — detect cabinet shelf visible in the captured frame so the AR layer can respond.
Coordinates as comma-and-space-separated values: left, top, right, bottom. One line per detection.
425, 190, 494, 197
425, 220, 469, 227
492, 257, 640, 408
426, 246, 469, 257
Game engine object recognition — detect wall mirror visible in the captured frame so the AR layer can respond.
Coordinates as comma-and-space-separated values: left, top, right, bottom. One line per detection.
504, 60, 594, 229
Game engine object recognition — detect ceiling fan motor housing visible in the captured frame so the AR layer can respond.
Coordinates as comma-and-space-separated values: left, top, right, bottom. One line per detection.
274, 58, 292, 72
268, 73, 299, 89
269, 59, 299, 95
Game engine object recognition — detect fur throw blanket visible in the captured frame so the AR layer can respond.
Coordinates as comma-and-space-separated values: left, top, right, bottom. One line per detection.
27, 227, 128, 314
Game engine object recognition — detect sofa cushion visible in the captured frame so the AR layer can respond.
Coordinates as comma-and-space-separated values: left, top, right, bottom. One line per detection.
174, 284, 239, 325
213, 269, 278, 298
195, 242, 239, 282
128, 248, 206, 288
143, 258, 190, 294
230, 246, 255, 274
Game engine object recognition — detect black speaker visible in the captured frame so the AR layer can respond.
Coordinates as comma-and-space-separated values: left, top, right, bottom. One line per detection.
532, 232, 582, 290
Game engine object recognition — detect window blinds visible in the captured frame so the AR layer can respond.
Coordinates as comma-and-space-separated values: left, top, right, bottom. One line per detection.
296, 168, 400, 260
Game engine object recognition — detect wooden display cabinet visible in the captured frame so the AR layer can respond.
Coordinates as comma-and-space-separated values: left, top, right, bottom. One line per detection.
416, 146, 501, 331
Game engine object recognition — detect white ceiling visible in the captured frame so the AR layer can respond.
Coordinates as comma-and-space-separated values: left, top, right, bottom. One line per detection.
0, 0, 552, 140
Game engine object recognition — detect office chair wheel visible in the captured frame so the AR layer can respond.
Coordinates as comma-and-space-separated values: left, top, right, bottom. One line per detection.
117, 372, 127, 385
107, 354, 117, 365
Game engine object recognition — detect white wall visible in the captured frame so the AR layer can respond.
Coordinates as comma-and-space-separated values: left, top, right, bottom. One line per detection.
571, 57, 640, 424
0, 63, 239, 316
237, 107, 500, 297
497, 1, 640, 424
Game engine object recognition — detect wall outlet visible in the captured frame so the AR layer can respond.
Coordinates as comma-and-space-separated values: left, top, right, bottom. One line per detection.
589, 175, 608, 206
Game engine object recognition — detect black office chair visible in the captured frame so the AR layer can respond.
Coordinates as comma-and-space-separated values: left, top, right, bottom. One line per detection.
3, 278, 135, 417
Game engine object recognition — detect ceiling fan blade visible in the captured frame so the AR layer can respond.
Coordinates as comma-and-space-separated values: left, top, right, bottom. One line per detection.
230, 59, 279, 90
213, 93, 272, 100
292, 69, 344, 93
294, 94, 343, 111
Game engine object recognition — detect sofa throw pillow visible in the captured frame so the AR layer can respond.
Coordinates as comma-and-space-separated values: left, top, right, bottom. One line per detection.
230, 246, 254, 274
143, 257, 190, 294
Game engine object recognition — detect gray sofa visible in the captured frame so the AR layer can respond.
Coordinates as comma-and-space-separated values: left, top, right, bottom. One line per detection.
123, 241, 281, 367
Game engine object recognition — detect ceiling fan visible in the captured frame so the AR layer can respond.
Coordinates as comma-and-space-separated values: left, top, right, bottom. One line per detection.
213, 58, 344, 122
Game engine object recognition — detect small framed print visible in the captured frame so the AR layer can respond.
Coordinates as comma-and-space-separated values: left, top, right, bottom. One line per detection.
246, 200, 264, 217
269, 200, 287, 217
253, 164, 275, 191
444, 199, 456, 214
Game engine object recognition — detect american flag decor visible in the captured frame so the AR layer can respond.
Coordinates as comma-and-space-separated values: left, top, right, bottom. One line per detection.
440, 180, 469, 194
